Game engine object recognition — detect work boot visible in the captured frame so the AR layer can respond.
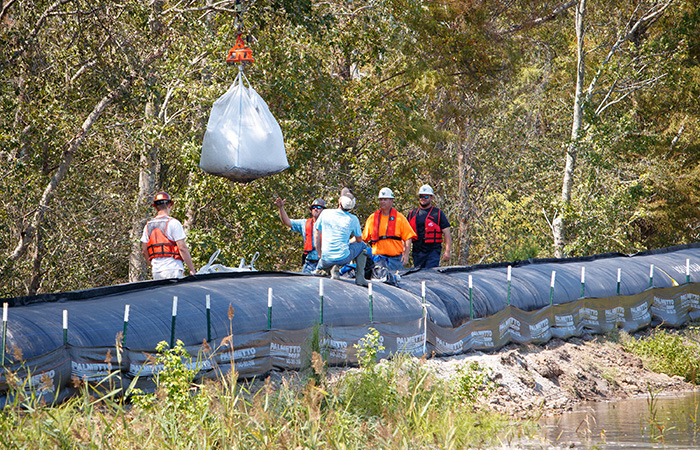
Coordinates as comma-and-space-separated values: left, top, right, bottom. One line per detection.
331, 265, 340, 280
355, 251, 369, 287
314, 268, 329, 277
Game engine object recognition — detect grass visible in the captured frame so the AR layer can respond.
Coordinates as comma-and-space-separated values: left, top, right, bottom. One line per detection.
622, 325, 700, 384
0, 331, 530, 449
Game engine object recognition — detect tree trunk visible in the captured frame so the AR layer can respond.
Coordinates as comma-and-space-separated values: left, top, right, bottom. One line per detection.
457, 144, 470, 265
554, 0, 586, 259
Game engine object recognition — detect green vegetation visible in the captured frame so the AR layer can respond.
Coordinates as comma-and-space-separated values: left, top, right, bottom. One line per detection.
623, 326, 700, 383
0, 337, 529, 449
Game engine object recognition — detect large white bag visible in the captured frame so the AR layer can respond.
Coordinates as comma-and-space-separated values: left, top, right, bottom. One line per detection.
200, 70, 289, 183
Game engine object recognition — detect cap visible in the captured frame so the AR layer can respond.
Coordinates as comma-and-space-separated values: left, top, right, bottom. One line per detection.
310, 198, 326, 209
339, 190, 356, 210
378, 187, 394, 199
418, 185, 434, 196
152, 192, 172, 206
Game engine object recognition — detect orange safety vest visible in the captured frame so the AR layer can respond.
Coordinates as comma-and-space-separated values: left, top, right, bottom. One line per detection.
146, 217, 183, 261
303, 218, 315, 260
408, 206, 443, 244
368, 208, 402, 245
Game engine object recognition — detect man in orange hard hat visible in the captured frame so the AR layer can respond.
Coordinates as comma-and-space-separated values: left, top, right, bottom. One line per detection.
140, 192, 196, 280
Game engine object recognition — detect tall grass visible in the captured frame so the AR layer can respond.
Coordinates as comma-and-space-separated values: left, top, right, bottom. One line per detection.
0, 332, 527, 449
622, 325, 700, 383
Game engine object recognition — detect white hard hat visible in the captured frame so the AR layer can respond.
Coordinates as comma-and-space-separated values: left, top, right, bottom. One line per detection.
418, 184, 434, 196
378, 187, 394, 199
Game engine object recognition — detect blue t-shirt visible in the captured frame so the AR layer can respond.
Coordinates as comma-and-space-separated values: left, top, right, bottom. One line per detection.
290, 218, 319, 261
314, 209, 362, 261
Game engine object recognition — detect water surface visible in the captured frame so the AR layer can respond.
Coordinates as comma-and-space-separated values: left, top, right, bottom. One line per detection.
538, 391, 700, 449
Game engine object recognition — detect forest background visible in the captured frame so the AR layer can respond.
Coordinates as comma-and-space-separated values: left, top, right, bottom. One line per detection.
1, 0, 699, 298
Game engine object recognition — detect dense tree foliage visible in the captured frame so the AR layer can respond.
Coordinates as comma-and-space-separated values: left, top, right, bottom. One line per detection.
1, 0, 699, 297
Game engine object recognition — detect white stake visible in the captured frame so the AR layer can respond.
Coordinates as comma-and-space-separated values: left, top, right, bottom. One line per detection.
172, 296, 178, 316
581, 266, 586, 284
2, 302, 7, 322
206, 294, 211, 310
123, 304, 130, 322
550, 271, 556, 287
268, 288, 273, 308
319, 278, 324, 297
617, 268, 622, 283
421, 281, 426, 300
368, 283, 373, 297
63, 310, 68, 329
507, 265, 512, 281
468, 275, 473, 289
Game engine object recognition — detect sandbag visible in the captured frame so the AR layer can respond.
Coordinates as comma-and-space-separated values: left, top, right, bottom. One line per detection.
200, 70, 289, 183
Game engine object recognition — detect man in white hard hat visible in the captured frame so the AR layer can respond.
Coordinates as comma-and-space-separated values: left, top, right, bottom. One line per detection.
274, 197, 326, 273
141, 192, 196, 280
407, 184, 451, 268
313, 188, 369, 286
362, 187, 416, 271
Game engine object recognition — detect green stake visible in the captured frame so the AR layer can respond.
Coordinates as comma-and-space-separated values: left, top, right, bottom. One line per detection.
2, 302, 8, 365
206, 294, 212, 342
319, 279, 324, 325
267, 288, 272, 330
506, 265, 512, 306
649, 264, 654, 287
122, 304, 130, 346
170, 296, 178, 348
468, 275, 473, 320
580, 266, 586, 298
63, 310, 68, 345
421, 281, 427, 355
549, 271, 556, 306
368, 283, 374, 323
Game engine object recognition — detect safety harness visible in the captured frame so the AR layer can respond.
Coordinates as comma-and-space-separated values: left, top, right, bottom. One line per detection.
368, 208, 402, 245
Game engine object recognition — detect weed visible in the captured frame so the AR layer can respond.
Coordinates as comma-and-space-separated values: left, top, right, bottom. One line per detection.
454, 361, 496, 404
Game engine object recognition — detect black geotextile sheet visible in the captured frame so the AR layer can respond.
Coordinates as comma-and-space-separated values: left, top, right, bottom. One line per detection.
2, 244, 700, 404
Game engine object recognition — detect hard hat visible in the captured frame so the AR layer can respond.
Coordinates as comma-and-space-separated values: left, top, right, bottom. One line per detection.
310, 198, 326, 209
152, 192, 172, 206
418, 185, 434, 196
378, 187, 394, 199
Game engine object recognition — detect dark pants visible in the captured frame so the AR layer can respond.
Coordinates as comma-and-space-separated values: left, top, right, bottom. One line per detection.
412, 249, 441, 269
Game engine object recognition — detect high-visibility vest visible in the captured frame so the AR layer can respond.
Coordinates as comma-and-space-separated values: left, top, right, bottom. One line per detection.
408, 206, 443, 244
303, 218, 315, 261
368, 208, 402, 245
146, 217, 183, 261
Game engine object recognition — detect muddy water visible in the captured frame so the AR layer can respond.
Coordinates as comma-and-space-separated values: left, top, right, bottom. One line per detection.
538, 391, 700, 448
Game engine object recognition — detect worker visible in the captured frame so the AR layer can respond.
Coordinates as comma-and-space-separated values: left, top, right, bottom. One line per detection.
274, 197, 326, 273
314, 188, 368, 286
140, 192, 196, 280
362, 187, 417, 271
407, 184, 451, 268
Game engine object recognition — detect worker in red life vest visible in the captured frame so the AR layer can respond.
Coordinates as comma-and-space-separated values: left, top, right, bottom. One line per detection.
140, 192, 196, 280
362, 187, 417, 271
274, 197, 326, 273
407, 184, 451, 269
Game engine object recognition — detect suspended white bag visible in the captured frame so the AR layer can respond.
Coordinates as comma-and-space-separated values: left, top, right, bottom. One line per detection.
200, 70, 289, 183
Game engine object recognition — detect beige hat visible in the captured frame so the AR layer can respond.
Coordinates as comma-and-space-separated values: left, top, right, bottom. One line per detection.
339, 188, 356, 210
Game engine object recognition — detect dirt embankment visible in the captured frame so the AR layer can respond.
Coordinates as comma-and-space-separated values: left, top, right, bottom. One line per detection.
424, 333, 698, 419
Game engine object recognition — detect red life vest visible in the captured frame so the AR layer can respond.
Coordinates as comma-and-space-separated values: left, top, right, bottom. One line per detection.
408, 206, 443, 244
368, 208, 402, 245
146, 217, 183, 261
303, 218, 315, 261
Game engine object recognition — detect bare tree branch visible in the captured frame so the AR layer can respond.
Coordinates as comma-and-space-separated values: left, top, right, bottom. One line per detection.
499, 1, 578, 35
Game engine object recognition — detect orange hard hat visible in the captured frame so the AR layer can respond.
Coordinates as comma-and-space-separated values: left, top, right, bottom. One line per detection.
152, 192, 173, 207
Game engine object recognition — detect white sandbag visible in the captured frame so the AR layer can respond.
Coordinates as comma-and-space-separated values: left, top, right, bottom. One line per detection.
200, 70, 288, 183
